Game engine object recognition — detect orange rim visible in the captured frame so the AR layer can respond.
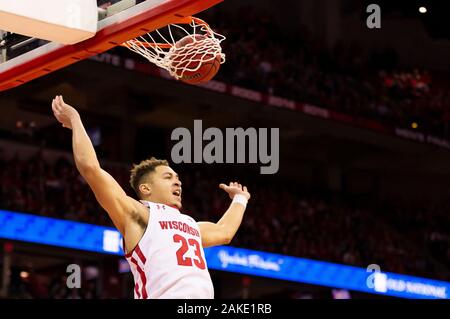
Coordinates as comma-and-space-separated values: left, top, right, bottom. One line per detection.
120, 16, 212, 49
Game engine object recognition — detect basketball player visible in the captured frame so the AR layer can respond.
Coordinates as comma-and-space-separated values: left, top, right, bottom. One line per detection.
51, 95, 250, 299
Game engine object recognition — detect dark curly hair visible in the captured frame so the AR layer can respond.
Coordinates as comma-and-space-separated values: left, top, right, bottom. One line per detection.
129, 157, 169, 198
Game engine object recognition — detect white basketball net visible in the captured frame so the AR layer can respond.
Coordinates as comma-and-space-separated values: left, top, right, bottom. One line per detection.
123, 17, 226, 80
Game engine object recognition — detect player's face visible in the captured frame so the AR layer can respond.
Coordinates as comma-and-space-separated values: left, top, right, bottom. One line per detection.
148, 165, 182, 209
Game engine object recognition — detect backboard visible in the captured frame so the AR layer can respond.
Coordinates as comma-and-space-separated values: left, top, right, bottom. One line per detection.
0, 0, 223, 92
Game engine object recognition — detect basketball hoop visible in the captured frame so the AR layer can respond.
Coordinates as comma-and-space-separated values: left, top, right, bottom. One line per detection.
122, 17, 226, 82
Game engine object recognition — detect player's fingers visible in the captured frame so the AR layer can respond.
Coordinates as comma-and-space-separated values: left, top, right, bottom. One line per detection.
54, 97, 61, 110
58, 96, 64, 108
219, 183, 227, 189
238, 183, 242, 189
55, 95, 61, 106
243, 186, 248, 192
52, 102, 61, 117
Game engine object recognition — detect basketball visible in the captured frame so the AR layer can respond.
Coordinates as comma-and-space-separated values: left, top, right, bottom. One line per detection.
171, 34, 222, 85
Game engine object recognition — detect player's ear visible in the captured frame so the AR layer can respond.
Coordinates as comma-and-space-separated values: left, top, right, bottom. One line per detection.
139, 183, 151, 196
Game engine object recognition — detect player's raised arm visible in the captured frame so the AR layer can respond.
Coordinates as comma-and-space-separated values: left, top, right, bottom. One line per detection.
198, 182, 250, 248
51, 95, 138, 235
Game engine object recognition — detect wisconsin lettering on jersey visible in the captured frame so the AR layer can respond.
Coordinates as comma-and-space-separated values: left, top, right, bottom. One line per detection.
159, 220, 200, 237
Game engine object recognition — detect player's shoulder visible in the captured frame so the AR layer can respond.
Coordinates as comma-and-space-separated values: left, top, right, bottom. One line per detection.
127, 196, 147, 210
136, 200, 169, 215
123, 197, 150, 236
138, 199, 160, 210
125, 197, 150, 220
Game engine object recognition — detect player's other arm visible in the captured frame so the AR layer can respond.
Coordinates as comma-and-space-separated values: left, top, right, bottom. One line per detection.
51, 95, 137, 235
198, 182, 250, 248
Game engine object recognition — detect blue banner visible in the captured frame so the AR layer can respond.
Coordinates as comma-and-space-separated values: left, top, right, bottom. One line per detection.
0, 210, 121, 254
203, 246, 449, 299
0, 210, 448, 299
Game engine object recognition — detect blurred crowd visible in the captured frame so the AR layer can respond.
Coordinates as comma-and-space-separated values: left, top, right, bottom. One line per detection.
200, 7, 450, 137
0, 150, 125, 227
1, 149, 448, 283
185, 167, 449, 282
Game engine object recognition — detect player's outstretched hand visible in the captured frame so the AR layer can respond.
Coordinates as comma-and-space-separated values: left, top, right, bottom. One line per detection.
219, 182, 251, 201
51, 95, 80, 130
